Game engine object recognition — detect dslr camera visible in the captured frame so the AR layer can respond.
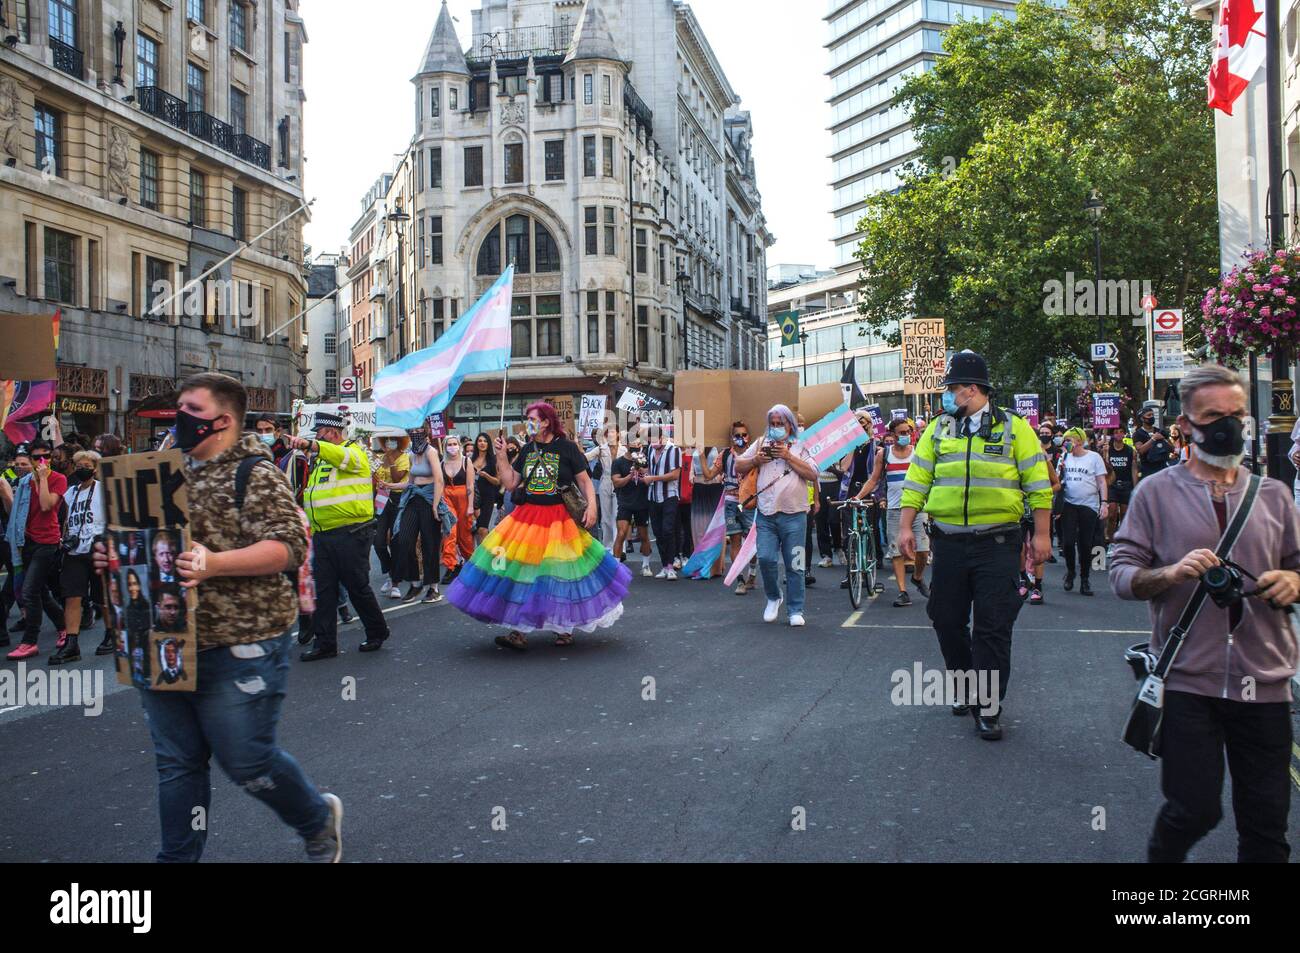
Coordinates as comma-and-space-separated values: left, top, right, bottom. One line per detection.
1202, 561, 1246, 609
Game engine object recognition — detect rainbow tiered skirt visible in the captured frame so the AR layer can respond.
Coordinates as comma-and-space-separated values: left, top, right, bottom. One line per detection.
447, 503, 632, 635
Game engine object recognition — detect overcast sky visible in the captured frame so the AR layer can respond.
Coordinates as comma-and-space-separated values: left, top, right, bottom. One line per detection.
299, 0, 832, 271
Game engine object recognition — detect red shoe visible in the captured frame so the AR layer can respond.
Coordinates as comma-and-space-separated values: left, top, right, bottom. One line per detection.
6, 642, 39, 660
55, 630, 68, 650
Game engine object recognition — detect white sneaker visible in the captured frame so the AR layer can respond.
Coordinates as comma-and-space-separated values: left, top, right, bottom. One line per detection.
789, 613, 806, 627
641, 563, 653, 577
664, 568, 678, 580
672, 556, 683, 570
763, 597, 783, 623
387, 583, 402, 599
819, 556, 832, 569
655, 568, 670, 579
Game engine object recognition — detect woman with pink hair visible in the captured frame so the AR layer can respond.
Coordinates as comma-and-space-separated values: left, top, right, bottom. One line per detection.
447, 401, 631, 650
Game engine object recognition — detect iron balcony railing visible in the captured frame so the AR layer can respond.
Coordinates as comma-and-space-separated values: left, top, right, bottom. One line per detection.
468, 25, 573, 64
134, 87, 270, 170
624, 81, 653, 137
137, 86, 187, 129
49, 36, 83, 80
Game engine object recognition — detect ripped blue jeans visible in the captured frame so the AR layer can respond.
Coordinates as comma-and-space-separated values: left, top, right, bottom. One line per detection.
138, 630, 330, 862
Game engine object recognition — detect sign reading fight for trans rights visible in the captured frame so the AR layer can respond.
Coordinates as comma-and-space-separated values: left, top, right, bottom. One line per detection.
901, 318, 947, 395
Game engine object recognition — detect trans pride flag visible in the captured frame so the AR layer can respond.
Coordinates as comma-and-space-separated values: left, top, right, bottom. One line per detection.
681, 492, 728, 579
374, 267, 513, 429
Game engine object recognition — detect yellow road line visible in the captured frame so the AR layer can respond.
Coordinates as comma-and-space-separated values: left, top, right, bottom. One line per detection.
842, 611, 863, 628
1291, 764, 1300, 794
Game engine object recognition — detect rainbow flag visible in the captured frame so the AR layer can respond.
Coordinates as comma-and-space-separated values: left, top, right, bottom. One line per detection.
681, 492, 728, 579
723, 523, 758, 587
374, 266, 514, 429
800, 402, 871, 470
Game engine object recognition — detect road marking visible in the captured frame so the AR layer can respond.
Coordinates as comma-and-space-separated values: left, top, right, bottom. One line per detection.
1292, 745, 1300, 794
842, 623, 1147, 634
1291, 763, 1300, 794
290, 593, 447, 638
842, 611, 863, 628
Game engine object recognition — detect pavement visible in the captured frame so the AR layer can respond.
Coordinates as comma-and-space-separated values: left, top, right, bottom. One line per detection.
1, 549, 1297, 862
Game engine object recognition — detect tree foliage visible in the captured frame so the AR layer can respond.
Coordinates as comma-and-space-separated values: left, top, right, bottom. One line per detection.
854, 0, 1218, 406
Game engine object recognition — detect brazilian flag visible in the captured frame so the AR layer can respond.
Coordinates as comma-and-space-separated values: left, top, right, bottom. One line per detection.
778, 311, 800, 347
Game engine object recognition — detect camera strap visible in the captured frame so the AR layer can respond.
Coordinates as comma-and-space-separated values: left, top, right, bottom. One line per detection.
1147, 474, 1261, 687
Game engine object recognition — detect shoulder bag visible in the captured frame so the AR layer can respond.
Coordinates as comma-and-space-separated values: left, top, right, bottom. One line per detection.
1121, 474, 1261, 759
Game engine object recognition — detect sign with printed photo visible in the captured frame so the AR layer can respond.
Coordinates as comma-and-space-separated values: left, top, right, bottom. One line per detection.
99, 451, 197, 692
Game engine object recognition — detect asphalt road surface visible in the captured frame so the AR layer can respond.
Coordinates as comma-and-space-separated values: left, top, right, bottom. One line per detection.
2, 553, 1297, 862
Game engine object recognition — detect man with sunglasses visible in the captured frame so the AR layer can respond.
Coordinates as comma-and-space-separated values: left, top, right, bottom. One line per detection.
0, 441, 68, 658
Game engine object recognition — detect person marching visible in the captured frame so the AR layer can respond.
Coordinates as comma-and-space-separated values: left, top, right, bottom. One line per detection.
857, 417, 929, 607
896, 351, 1052, 740
447, 401, 632, 650
372, 432, 411, 598
439, 433, 475, 584
292, 411, 390, 661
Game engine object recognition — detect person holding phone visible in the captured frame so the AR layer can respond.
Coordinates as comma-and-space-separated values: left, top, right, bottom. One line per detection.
0, 440, 67, 659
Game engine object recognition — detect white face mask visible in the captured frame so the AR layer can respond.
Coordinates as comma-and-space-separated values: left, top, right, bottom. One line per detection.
1191, 442, 1246, 471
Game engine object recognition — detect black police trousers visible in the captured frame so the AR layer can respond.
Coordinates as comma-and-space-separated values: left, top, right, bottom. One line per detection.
311, 522, 390, 652
926, 527, 1023, 702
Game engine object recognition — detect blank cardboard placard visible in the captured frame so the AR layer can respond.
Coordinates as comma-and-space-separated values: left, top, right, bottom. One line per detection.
798, 383, 847, 424
674, 370, 800, 446
0, 313, 58, 381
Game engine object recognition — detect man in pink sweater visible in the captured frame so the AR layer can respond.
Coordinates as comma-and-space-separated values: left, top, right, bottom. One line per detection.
1111, 364, 1300, 863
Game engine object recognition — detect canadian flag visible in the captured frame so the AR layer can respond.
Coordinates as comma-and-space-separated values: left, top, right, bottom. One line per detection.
1208, 0, 1267, 114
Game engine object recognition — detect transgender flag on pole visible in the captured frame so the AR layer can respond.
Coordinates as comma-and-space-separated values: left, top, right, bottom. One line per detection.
681, 492, 728, 579
374, 265, 514, 429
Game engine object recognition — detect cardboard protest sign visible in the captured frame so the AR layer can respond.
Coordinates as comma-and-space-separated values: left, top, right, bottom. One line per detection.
674, 370, 799, 445
901, 318, 947, 395
863, 404, 887, 438
543, 394, 576, 437
100, 451, 197, 692
578, 395, 608, 440
797, 383, 846, 424
1014, 394, 1040, 429
0, 313, 58, 381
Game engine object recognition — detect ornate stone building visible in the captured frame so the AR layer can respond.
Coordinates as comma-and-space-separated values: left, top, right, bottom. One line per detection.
356, 0, 771, 434
0, 0, 310, 447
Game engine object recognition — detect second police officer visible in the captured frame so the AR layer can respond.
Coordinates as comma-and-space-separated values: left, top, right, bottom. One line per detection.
895, 351, 1053, 740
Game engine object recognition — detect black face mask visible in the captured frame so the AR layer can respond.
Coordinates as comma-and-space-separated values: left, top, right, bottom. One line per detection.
72, 467, 94, 484
1190, 414, 1246, 457
174, 409, 225, 453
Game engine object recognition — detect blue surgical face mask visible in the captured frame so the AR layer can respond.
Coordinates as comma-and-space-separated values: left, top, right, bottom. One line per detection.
766, 425, 787, 442
941, 390, 963, 416
896, 435, 911, 447
258, 433, 275, 447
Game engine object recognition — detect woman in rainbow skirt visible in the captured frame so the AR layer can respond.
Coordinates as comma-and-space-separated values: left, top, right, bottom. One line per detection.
447, 401, 632, 650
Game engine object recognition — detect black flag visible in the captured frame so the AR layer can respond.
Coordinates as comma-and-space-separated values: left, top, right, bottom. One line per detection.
840, 357, 867, 410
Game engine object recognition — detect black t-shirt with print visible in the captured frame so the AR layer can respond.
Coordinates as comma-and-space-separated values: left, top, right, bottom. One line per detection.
611, 456, 649, 510
512, 438, 589, 505
1105, 442, 1135, 488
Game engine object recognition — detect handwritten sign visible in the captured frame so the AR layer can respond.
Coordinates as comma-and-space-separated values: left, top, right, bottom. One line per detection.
543, 394, 576, 437
901, 318, 947, 395
100, 451, 197, 693
1014, 393, 1040, 429
578, 395, 607, 440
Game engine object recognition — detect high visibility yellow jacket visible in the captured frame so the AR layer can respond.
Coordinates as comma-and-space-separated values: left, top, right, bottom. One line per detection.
900, 407, 1052, 532
303, 439, 374, 533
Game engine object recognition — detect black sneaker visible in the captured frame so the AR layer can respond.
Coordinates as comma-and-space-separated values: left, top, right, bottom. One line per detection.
402, 586, 423, 602
805, 574, 817, 586
892, 591, 912, 607
422, 587, 443, 604
338, 605, 354, 624
912, 575, 930, 598
304, 793, 343, 863
839, 577, 850, 590
1063, 571, 1075, 592
1080, 578, 1094, 596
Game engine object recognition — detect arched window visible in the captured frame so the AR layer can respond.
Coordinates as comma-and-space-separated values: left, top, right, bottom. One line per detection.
475, 214, 561, 276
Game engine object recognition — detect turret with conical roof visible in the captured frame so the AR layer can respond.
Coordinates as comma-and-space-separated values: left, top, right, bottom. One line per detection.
564, 0, 624, 65
414, 0, 469, 79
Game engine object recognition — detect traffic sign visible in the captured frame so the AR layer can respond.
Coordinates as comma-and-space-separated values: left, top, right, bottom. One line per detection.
1091, 342, 1118, 362
339, 375, 360, 399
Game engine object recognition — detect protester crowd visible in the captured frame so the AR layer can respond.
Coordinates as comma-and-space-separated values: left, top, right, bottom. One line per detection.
0, 360, 1296, 865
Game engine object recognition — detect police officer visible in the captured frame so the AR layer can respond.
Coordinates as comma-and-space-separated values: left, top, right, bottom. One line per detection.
291, 411, 390, 661
896, 351, 1052, 740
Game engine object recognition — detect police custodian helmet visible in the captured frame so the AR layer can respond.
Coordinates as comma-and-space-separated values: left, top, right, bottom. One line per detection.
941, 350, 992, 389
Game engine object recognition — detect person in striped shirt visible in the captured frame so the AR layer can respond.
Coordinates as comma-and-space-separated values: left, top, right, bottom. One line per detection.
858, 417, 930, 607
645, 425, 682, 580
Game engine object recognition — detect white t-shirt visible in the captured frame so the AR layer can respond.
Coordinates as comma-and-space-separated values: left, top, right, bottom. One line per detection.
1059, 450, 1107, 512
62, 480, 105, 555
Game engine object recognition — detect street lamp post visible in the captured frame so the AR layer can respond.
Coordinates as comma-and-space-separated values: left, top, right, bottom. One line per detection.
1084, 189, 1105, 382
675, 271, 691, 370
799, 330, 809, 387
387, 200, 411, 361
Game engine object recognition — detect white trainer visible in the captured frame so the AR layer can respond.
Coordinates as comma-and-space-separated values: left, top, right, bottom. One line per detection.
819, 556, 832, 569
664, 568, 678, 580
387, 583, 402, 599
655, 568, 669, 579
641, 563, 653, 577
789, 613, 806, 627
763, 597, 783, 623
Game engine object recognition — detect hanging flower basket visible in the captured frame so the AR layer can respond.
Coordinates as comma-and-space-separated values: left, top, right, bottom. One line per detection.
1201, 247, 1300, 364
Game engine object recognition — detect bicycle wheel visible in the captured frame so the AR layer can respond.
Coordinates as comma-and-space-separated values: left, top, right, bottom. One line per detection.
846, 529, 863, 609
862, 521, 879, 596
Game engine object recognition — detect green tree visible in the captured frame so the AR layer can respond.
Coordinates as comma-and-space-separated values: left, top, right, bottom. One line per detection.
854, 0, 1218, 412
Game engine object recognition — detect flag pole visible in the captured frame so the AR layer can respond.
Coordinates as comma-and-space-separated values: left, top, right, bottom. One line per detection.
497, 364, 510, 438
